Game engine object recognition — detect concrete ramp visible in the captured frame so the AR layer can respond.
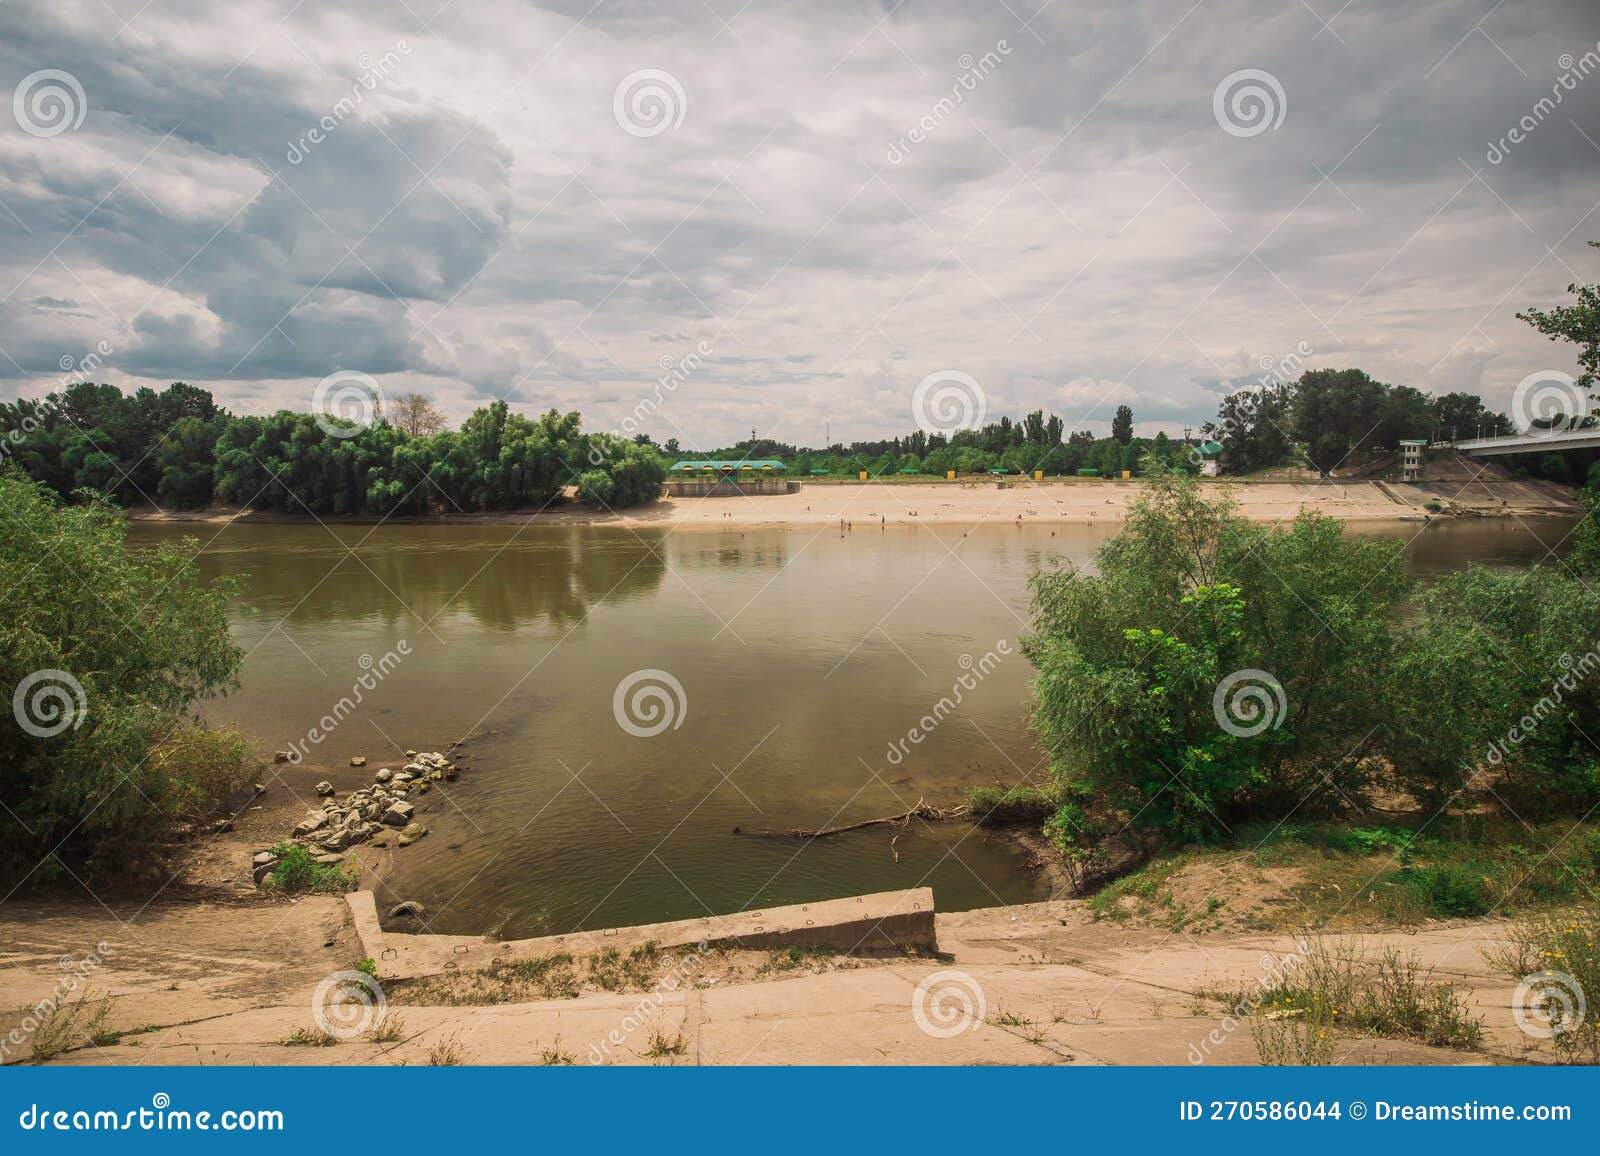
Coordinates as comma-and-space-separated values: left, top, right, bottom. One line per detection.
348, 887, 939, 980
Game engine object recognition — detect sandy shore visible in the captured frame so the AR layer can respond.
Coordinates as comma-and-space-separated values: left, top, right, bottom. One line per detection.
129, 478, 1579, 530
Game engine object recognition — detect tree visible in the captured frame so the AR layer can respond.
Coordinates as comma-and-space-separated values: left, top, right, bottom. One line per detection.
1291, 368, 1388, 475
1111, 404, 1134, 444
0, 477, 249, 883
1023, 471, 1410, 845
1433, 392, 1512, 441
391, 392, 448, 437
1518, 241, 1600, 392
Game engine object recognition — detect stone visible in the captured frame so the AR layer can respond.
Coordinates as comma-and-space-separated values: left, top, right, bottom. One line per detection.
273, 751, 290, 764
380, 801, 414, 826
428, 769, 443, 782
315, 780, 334, 796
252, 861, 276, 886
444, 767, 459, 781
405, 749, 417, 758
211, 818, 233, 834
374, 767, 393, 783
313, 852, 344, 865
251, 851, 276, 866
253, 782, 267, 794
368, 837, 389, 849
388, 901, 425, 919
350, 756, 366, 767
292, 812, 327, 836
396, 821, 428, 847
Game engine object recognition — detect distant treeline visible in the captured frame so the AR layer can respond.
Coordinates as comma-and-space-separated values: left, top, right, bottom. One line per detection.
0, 383, 665, 513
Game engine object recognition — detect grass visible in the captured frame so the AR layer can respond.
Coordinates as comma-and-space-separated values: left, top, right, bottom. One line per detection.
426, 1035, 466, 1065
1243, 939, 1482, 1058
757, 944, 837, 975
589, 942, 663, 992
364, 1013, 406, 1044
1482, 903, 1599, 1064
641, 1024, 688, 1059
970, 784, 1058, 826
396, 952, 580, 1005
28, 990, 116, 1062
1082, 819, 1600, 933
539, 1037, 576, 1065
262, 842, 357, 895
281, 1026, 339, 1047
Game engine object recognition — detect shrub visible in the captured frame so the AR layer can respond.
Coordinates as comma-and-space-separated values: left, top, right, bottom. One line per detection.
970, 784, 1057, 825
1483, 905, 1599, 1063
262, 842, 356, 894
0, 477, 247, 884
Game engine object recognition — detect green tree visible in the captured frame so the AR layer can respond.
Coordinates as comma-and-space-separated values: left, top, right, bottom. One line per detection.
1111, 404, 1134, 444
0, 477, 249, 883
1519, 240, 1600, 392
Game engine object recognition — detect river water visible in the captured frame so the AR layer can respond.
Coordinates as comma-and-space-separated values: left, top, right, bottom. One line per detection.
127, 515, 1575, 937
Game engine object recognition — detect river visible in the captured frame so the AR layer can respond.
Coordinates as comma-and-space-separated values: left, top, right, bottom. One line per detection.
127, 515, 1575, 937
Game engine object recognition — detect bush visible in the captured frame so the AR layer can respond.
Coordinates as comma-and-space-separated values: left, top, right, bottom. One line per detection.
1483, 904, 1600, 1063
969, 784, 1057, 825
262, 842, 356, 894
0, 476, 247, 883
1386, 863, 1492, 918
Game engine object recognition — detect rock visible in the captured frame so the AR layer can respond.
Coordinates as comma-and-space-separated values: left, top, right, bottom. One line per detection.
315, 780, 334, 796
291, 813, 325, 837
428, 769, 443, 782
252, 861, 277, 886
374, 767, 393, 783
350, 756, 366, 767
317, 828, 356, 852
380, 801, 415, 826
252, 850, 277, 866
336, 808, 363, 828
313, 852, 344, 865
211, 818, 233, 834
388, 901, 425, 919
397, 822, 429, 847
368, 837, 389, 849
405, 749, 417, 758
417, 784, 430, 796
444, 767, 459, 781
273, 751, 291, 764
253, 782, 267, 794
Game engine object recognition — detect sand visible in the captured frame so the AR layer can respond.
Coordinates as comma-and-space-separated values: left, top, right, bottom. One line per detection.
130, 477, 1577, 531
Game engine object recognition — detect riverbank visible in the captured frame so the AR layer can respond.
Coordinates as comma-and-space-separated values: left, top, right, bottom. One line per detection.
0, 886, 1558, 1066
127, 476, 1579, 530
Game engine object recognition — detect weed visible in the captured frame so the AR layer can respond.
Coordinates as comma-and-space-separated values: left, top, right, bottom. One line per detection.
364, 1013, 406, 1044
263, 842, 356, 895
28, 990, 117, 1062
427, 1035, 466, 1065
539, 1036, 576, 1065
281, 1026, 338, 1047
1482, 904, 1599, 1063
642, 1024, 688, 1058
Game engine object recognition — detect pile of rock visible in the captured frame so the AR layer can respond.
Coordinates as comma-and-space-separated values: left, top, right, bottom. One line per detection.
255, 747, 462, 887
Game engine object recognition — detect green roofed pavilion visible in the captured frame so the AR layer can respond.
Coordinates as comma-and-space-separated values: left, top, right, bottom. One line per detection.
669, 460, 788, 472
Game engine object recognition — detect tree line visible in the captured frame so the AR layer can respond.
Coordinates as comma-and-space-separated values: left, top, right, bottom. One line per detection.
0, 383, 666, 514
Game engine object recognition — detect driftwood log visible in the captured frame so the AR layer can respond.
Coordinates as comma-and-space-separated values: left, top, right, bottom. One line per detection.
735, 797, 970, 840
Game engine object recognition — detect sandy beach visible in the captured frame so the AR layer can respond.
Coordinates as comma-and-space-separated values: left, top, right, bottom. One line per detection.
130, 476, 1580, 530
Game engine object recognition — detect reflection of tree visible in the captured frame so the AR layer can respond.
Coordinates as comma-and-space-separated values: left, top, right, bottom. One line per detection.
136, 524, 667, 632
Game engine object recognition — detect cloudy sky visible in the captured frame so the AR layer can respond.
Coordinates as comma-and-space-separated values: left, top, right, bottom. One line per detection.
1, 0, 1597, 446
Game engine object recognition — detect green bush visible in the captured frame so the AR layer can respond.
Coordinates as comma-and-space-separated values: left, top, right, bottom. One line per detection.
262, 842, 356, 894
0, 476, 248, 883
969, 784, 1057, 825
1387, 863, 1493, 918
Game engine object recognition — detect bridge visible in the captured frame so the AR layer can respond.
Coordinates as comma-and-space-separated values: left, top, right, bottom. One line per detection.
1451, 427, 1600, 457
